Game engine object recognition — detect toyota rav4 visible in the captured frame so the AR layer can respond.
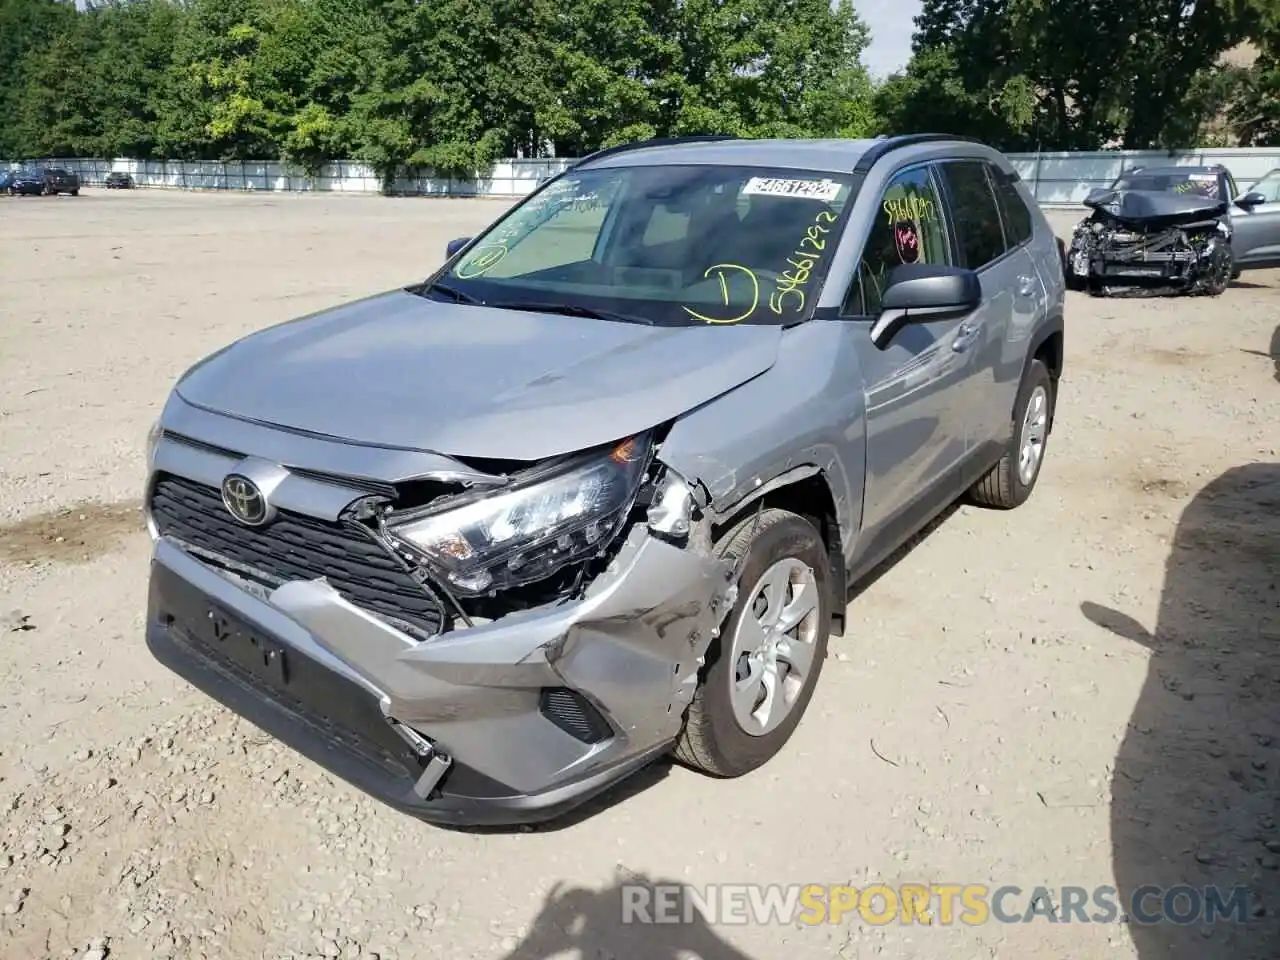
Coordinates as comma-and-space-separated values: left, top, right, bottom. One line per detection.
144, 134, 1066, 826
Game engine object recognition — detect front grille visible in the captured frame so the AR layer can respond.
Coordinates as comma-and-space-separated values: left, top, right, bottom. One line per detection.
150, 473, 446, 637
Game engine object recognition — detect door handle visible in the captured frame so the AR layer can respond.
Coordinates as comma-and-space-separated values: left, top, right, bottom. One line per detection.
952, 321, 981, 352
1017, 275, 1038, 297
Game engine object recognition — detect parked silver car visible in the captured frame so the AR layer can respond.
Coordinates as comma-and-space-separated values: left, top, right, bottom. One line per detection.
1232, 167, 1280, 272
144, 134, 1066, 826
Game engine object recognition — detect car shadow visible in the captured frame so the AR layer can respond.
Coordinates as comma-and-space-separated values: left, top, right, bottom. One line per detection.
495, 870, 758, 960
1081, 463, 1280, 959
847, 501, 963, 603
1273, 325, 1280, 384
1237, 324, 1280, 384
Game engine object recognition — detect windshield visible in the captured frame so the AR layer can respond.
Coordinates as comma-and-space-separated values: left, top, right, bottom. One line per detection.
424, 164, 859, 326
1111, 171, 1221, 200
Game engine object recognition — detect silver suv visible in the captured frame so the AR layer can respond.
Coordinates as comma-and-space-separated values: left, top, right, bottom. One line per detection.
144, 134, 1065, 826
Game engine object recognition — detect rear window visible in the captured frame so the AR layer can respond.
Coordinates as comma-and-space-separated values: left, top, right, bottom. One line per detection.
990, 168, 1034, 247
938, 161, 1007, 269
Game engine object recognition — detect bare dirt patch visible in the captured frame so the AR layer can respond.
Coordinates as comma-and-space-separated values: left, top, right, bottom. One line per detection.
0, 500, 144, 566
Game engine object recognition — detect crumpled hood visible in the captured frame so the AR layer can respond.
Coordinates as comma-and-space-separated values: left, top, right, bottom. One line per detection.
175, 289, 782, 461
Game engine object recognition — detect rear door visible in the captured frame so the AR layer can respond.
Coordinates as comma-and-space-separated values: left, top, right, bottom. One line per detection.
934, 159, 1032, 453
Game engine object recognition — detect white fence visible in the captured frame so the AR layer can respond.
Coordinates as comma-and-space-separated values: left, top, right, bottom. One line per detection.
17, 147, 1280, 206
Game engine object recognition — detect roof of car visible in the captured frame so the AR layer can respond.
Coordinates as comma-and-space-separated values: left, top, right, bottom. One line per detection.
576, 135, 994, 175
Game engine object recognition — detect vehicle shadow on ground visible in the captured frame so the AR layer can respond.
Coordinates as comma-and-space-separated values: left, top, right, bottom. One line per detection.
1237, 324, 1280, 384
496, 870, 758, 960
1081, 463, 1280, 959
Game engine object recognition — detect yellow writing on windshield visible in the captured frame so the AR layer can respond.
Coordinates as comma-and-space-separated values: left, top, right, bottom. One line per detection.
683, 263, 760, 324
455, 243, 509, 279
769, 209, 838, 315
883, 195, 936, 225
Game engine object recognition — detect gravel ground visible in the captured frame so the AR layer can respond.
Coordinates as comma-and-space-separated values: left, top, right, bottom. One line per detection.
1, 189, 1278, 960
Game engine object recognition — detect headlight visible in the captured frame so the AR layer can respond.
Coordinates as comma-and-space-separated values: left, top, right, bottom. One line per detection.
389, 433, 653, 595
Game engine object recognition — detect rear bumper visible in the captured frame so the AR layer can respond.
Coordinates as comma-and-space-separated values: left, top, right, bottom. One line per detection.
145, 526, 731, 826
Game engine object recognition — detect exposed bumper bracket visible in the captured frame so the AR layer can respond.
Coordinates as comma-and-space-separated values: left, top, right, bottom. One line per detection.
414, 751, 454, 799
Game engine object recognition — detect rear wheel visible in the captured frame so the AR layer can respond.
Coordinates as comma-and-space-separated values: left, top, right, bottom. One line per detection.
969, 358, 1054, 509
70, 188, 78, 197
673, 508, 833, 777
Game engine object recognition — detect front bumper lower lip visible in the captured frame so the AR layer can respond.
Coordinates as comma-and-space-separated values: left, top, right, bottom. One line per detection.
144, 522, 731, 827
146, 558, 672, 826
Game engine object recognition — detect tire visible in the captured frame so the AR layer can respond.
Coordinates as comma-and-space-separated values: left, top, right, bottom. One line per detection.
70, 188, 78, 197
673, 508, 833, 777
969, 358, 1054, 510
1203, 243, 1232, 296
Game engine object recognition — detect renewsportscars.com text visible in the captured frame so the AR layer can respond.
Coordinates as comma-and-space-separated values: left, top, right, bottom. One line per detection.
620, 883, 1254, 927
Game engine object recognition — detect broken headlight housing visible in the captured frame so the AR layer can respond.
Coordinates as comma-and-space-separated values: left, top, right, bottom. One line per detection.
388, 432, 653, 596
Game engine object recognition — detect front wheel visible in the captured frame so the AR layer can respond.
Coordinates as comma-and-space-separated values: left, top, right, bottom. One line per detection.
673, 508, 833, 778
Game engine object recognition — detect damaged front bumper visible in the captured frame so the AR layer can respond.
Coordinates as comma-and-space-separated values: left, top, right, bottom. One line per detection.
145, 517, 733, 826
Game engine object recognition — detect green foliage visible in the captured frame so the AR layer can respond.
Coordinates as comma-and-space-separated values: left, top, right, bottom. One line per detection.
0, 0, 878, 171
899, 0, 1277, 150
1, 0, 1275, 167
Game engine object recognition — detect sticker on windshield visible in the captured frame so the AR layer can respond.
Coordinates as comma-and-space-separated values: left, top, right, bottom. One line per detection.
1188, 174, 1217, 181
743, 177, 842, 202
894, 221, 920, 264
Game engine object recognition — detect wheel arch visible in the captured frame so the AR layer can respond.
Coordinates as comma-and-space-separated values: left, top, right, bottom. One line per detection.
1020, 315, 1064, 428
707, 468, 848, 639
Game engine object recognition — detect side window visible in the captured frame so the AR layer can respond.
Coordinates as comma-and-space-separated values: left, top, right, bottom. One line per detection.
1252, 172, 1280, 204
989, 166, 1033, 248
1224, 172, 1238, 200
938, 161, 1007, 270
842, 166, 951, 316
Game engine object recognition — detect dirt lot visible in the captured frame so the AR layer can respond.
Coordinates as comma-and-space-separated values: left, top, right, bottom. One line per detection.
1, 189, 1278, 960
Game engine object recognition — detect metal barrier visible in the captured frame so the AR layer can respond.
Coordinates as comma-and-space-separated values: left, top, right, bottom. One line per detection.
15, 148, 1280, 205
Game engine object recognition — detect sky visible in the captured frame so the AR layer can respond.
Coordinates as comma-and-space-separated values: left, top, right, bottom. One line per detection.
854, 0, 922, 80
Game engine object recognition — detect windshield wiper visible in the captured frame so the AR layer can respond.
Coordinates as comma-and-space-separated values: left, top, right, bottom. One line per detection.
486, 301, 656, 325
422, 280, 481, 304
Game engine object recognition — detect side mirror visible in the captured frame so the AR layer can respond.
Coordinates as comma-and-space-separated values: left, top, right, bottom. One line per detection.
869, 264, 981, 350
446, 236, 472, 258
1235, 191, 1266, 210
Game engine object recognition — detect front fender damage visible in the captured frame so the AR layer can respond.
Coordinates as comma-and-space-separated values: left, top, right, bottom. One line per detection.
272, 519, 734, 791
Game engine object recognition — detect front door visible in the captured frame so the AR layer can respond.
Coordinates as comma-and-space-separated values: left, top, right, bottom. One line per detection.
1233, 171, 1280, 270
842, 163, 975, 535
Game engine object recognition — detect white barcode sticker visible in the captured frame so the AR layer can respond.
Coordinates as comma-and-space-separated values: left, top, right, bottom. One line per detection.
743, 177, 842, 202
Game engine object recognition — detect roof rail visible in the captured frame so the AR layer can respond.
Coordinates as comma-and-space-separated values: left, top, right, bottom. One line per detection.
852, 133, 984, 174
570, 135, 740, 169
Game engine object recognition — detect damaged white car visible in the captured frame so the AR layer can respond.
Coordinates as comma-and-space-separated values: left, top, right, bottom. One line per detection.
144, 134, 1066, 825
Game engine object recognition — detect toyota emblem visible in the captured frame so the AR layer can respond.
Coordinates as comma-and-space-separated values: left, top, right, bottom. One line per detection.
221, 474, 271, 526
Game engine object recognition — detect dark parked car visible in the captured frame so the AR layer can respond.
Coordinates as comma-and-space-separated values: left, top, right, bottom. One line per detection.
42, 166, 80, 195
3, 167, 46, 195
1064, 163, 1280, 292
104, 171, 134, 189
